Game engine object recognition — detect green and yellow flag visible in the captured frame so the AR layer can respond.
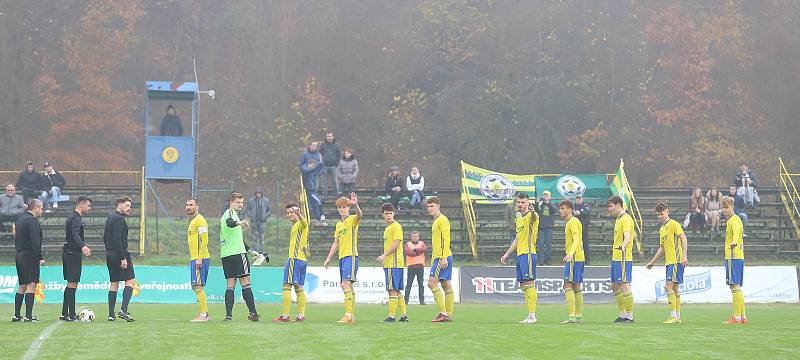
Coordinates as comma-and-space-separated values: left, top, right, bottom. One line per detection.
460, 161, 535, 204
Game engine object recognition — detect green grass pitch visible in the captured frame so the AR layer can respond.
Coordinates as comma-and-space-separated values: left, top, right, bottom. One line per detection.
1, 303, 799, 359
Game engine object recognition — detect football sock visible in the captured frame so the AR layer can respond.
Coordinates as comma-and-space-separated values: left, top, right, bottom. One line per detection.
67, 287, 77, 318
195, 288, 208, 314
732, 288, 743, 318
667, 290, 677, 318
614, 290, 624, 315
281, 287, 291, 316
398, 294, 407, 316
296, 288, 307, 314
432, 287, 446, 314
675, 294, 681, 319
107, 290, 117, 317
225, 288, 235, 317
24, 292, 34, 319
242, 285, 257, 315
61, 288, 69, 316
445, 289, 455, 317
623, 292, 634, 319
14, 292, 23, 318
565, 288, 575, 317
574, 289, 584, 317
121, 286, 133, 313
343, 289, 354, 315
388, 296, 398, 318
522, 284, 537, 315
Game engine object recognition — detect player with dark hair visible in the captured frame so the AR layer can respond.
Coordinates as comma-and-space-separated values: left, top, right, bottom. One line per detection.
377, 203, 408, 322
607, 196, 635, 324
323, 193, 362, 323
646, 202, 688, 324
501, 193, 540, 324
186, 197, 211, 322
104, 196, 137, 322
60, 196, 93, 321
12, 199, 44, 322
427, 196, 454, 322
559, 199, 585, 324
220, 192, 259, 322
721, 196, 747, 324
274, 202, 309, 322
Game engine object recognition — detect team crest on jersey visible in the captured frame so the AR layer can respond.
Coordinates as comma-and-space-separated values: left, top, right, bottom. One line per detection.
556, 175, 586, 198
479, 174, 515, 203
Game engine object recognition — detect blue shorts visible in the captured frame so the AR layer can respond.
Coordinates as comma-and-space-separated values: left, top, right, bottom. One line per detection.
339, 256, 358, 282
190, 258, 210, 286
430, 256, 453, 281
563, 261, 585, 283
610, 260, 633, 283
725, 259, 744, 286
384, 268, 404, 291
666, 263, 685, 284
283, 258, 307, 285
515, 253, 537, 282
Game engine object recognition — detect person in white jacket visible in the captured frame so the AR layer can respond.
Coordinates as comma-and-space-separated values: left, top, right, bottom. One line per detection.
406, 167, 425, 209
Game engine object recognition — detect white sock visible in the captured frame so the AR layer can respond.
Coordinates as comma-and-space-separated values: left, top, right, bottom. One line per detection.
670, 311, 677, 318
676, 312, 680, 319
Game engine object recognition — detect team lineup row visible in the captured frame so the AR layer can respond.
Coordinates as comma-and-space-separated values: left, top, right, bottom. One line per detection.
9, 192, 747, 325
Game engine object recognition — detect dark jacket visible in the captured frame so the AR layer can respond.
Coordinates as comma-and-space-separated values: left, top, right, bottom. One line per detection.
733, 170, 757, 188
320, 140, 342, 167
246, 193, 271, 223
160, 114, 183, 136
298, 150, 323, 176
103, 210, 130, 258
63, 211, 85, 252
16, 170, 43, 192
536, 199, 556, 230
43, 171, 66, 189
574, 202, 591, 226
15, 212, 43, 260
731, 193, 747, 215
385, 176, 404, 195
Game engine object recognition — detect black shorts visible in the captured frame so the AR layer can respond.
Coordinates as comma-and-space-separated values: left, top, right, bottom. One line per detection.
106, 252, 135, 282
62, 250, 83, 282
15, 251, 40, 285
221, 253, 250, 279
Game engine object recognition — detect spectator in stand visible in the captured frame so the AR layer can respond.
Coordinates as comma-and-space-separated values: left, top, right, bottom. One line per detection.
299, 141, 324, 221
406, 167, 425, 209
41, 162, 66, 210
706, 186, 722, 234
245, 187, 271, 253
0, 185, 26, 232
338, 148, 358, 195
159, 105, 183, 136
688, 187, 707, 232
504, 201, 518, 244
536, 190, 556, 265
573, 195, 591, 264
733, 163, 759, 208
16, 161, 44, 203
385, 166, 404, 210
319, 131, 343, 198
728, 185, 748, 231
404, 231, 426, 305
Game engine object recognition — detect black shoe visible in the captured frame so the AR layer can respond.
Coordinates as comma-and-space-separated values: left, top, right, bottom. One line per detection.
60, 315, 76, 321
117, 311, 135, 322
382, 316, 396, 322
107, 316, 116, 322
624, 318, 634, 324
11, 316, 21, 322
613, 317, 625, 323
22, 317, 38, 323
399, 316, 409, 322
247, 313, 259, 322
223, 316, 233, 322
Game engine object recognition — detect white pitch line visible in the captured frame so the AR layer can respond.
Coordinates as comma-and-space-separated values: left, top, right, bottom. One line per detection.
22, 320, 62, 360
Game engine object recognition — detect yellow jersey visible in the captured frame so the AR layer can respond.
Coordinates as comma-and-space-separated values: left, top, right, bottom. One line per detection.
288, 217, 309, 261
725, 214, 744, 260
515, 211, 538, 255
659, 219, 685, 265
431, 214, 452, 259
187, 214, 210, 260
564, 216, 584, 261
335, 215, 359, 259
383, 221, 404, 268
612, 212, 635, 261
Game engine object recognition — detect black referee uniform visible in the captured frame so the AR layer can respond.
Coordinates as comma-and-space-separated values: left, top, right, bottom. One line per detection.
103, 210, 134, 282
61, 210, 85, 319
14, 211, 43, 321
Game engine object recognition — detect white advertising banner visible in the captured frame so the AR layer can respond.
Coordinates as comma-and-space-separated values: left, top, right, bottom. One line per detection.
631, 266, 799, 303
303, 266, 460, 304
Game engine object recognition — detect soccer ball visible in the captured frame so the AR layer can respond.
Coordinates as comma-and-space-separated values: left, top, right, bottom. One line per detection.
78, 308, 95, 322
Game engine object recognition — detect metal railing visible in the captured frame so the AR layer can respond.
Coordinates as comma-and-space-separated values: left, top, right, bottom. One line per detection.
778, 157, 800, 242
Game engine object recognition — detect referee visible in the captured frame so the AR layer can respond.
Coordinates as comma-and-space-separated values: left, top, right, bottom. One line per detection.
104, 196, 136, 322
12, 199, 45, 322
60, 196, 92, 321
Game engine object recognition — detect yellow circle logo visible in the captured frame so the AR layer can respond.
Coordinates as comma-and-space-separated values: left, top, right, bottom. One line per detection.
161, 146, 179, 164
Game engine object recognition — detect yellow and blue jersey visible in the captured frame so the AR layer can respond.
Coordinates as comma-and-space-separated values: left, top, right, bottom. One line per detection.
659, 219, 685, 265
288, 217, 309, 261
383, 221, 404, 268
612, 212, 635, 261
564, 217, 584, 261
187, 214, 210, 260
335, 215, 359, 259
725, 214, 745, 260
431, 214, 452, 259
515, 211, 538, 255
